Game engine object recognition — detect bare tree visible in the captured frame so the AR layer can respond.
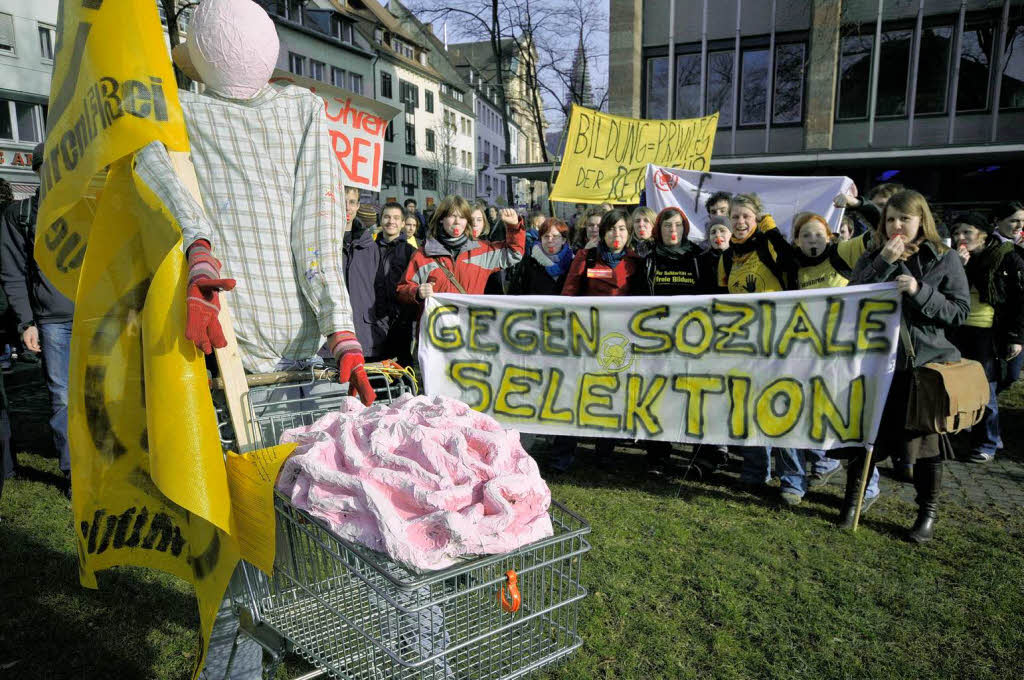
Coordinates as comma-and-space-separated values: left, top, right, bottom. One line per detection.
425, 113, 474, 203
158, 0, 200, 89
409, 0, 519, 207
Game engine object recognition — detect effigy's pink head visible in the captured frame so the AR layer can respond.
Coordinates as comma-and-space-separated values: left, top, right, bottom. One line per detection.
178, 0, 279, 99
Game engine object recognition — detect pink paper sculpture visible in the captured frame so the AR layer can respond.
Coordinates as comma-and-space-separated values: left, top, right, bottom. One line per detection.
276, 393, 554, 572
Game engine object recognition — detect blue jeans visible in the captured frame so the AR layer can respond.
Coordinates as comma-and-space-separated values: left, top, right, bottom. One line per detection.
968, 381, 1002, 456
999, 352, 1023, 392
39, 321, 72, 473
781, 449, 880, 499
737, 446, 802, 485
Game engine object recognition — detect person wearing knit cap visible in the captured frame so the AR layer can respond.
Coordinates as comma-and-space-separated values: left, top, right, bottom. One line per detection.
357, 204, 379, 235
948, 211, 1024, 464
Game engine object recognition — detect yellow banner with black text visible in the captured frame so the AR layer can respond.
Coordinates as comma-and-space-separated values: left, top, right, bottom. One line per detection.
549, 105, 718, 205
420, 284, 902, 449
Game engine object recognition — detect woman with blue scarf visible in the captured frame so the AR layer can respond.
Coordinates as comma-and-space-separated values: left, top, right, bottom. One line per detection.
561, 209, 646, 297
507, 218, 575, 295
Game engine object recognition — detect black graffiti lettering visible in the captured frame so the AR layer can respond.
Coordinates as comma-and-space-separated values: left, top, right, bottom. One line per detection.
86, 508, 106, 554
95, 513, 119, 554
189, 531, 221, 581
126, 506, 149, 548
80, 505, 185, 557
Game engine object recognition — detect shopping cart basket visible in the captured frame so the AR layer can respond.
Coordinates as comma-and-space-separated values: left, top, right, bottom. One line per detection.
213, 366, 592, 680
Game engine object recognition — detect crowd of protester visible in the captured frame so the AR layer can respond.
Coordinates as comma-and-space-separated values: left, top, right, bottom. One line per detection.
331, 181, 1023, 544
2, 142, 1023, 543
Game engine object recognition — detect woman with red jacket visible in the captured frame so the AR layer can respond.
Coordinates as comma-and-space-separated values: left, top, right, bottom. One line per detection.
560, 209, 646, 467
561, 209, 647, 297
397, 195, 524, 304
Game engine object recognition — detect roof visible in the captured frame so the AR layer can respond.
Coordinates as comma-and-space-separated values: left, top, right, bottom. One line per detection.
387, 0, 474, 116
327, 0, 445, 80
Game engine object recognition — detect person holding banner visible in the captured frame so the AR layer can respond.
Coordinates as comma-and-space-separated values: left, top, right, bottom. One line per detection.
716, 195, 803, 494
948, 212, 1024, 464
992, 201, 1024, 391
560, 209, 647, 464
850, 190, 970, 542
698, 216, 731, 293
646, 208, 703, 296
507, 218, 575, 297
397, 196, 524, 305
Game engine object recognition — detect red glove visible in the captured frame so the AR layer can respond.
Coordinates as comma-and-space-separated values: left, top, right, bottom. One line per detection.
328, 331, 376, 406
185, 240, 236, 355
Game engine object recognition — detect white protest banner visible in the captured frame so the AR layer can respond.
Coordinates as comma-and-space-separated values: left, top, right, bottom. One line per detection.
420, 284, 901, 450
270, 70, 400, 192
645, 164, 855, 243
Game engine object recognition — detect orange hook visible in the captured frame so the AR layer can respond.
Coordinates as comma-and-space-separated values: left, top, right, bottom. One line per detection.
499, 569, 521, 613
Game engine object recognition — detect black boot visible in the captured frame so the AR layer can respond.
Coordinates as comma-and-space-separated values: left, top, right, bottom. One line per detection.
908, 457, 942, 543
838, 451, 875, 529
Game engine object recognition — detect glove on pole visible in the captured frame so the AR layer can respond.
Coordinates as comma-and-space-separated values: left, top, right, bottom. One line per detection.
328, 330, 376, 406
185, 239, 236, 355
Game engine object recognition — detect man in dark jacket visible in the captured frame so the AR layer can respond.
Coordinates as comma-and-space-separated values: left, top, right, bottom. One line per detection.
342, 190, 385, 360
0, 142, 75, 495
375, 202, 416, 364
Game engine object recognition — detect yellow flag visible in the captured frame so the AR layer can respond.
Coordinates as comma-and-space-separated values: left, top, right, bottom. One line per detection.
36, 0, 188, 299
41, 2, 293, 677
549, 105, 719, 205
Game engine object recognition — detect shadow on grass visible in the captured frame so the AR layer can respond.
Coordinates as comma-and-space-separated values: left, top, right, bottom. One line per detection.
0, 522, 199, 679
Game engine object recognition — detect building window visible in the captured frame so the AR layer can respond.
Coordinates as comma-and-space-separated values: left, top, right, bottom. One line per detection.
837, 33, 873, 120
382, 161, 397, 185
675, 53, 702, 119
38, 25, 55, 61
739, 48, 769, 126
1002, 22, 1024, 109
384, 121, 394, 142
425, 91, 434, 113
645, 56, 668, 118
875, 30, 912, 117
288, 52, 306, 77
349, 73, 363, 95
332, 67, 347, 88
422, 168, 437, 191
914, 25, 953, 115
310, 60, 325, 82
399, 80, 419, 108
274, 0, 303, 22
707, 50, 735, 127
957, 21, 993, 112
0, 12, 14, 53
773, 43, 805, 124
393, 38, 414, 60
0, 99, 45, 143
402, 164, 418, 196
426, 129, 436, 152
331, 15, 354, 43
381, 72, 393, 98
405, 124, 416, 155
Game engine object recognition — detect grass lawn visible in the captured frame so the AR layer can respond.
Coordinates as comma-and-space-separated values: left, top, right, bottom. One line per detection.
3, 387, 1024, 679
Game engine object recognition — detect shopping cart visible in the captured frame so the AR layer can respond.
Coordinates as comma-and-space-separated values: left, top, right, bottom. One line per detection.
212, 365, 592, 680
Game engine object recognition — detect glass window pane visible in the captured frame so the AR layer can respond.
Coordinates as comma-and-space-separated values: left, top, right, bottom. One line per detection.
0, 100, 12, 140
707, 50, 734, 127
838, 34, 873, 120
773, 43, 805, 124
646, 57, 668, 119
1000, 23, 1024, 109
958, 24, 992, 112
876, 30, 911, 116
675, 54, 701, 119
15, 102, 39, 142
349, 73, 363, 95
740, 48, 768, 126
915, 26, 952, 114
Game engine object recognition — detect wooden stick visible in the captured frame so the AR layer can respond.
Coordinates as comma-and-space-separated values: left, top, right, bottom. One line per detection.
167, 151, 256, 453
852, 445, 875, 532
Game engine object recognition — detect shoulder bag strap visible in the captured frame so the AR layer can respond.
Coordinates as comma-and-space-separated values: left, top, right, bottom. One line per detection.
899, 314, 916, 362
434, 258, 468, 294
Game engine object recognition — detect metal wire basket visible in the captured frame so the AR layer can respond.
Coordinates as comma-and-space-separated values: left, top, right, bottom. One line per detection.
214, 367, 591, 680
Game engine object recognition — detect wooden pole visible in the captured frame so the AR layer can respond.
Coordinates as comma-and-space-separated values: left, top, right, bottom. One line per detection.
167, 151, 256, 453
852, 445, 875, 531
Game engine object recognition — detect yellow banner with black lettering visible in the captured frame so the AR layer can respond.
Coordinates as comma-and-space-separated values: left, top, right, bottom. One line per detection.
419, 284, 902, 449
549, 105, 718, 205
40, 2, 292, 678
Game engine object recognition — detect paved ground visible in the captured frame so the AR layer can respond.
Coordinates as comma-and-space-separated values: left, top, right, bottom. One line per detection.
6, 359, 1024, 512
